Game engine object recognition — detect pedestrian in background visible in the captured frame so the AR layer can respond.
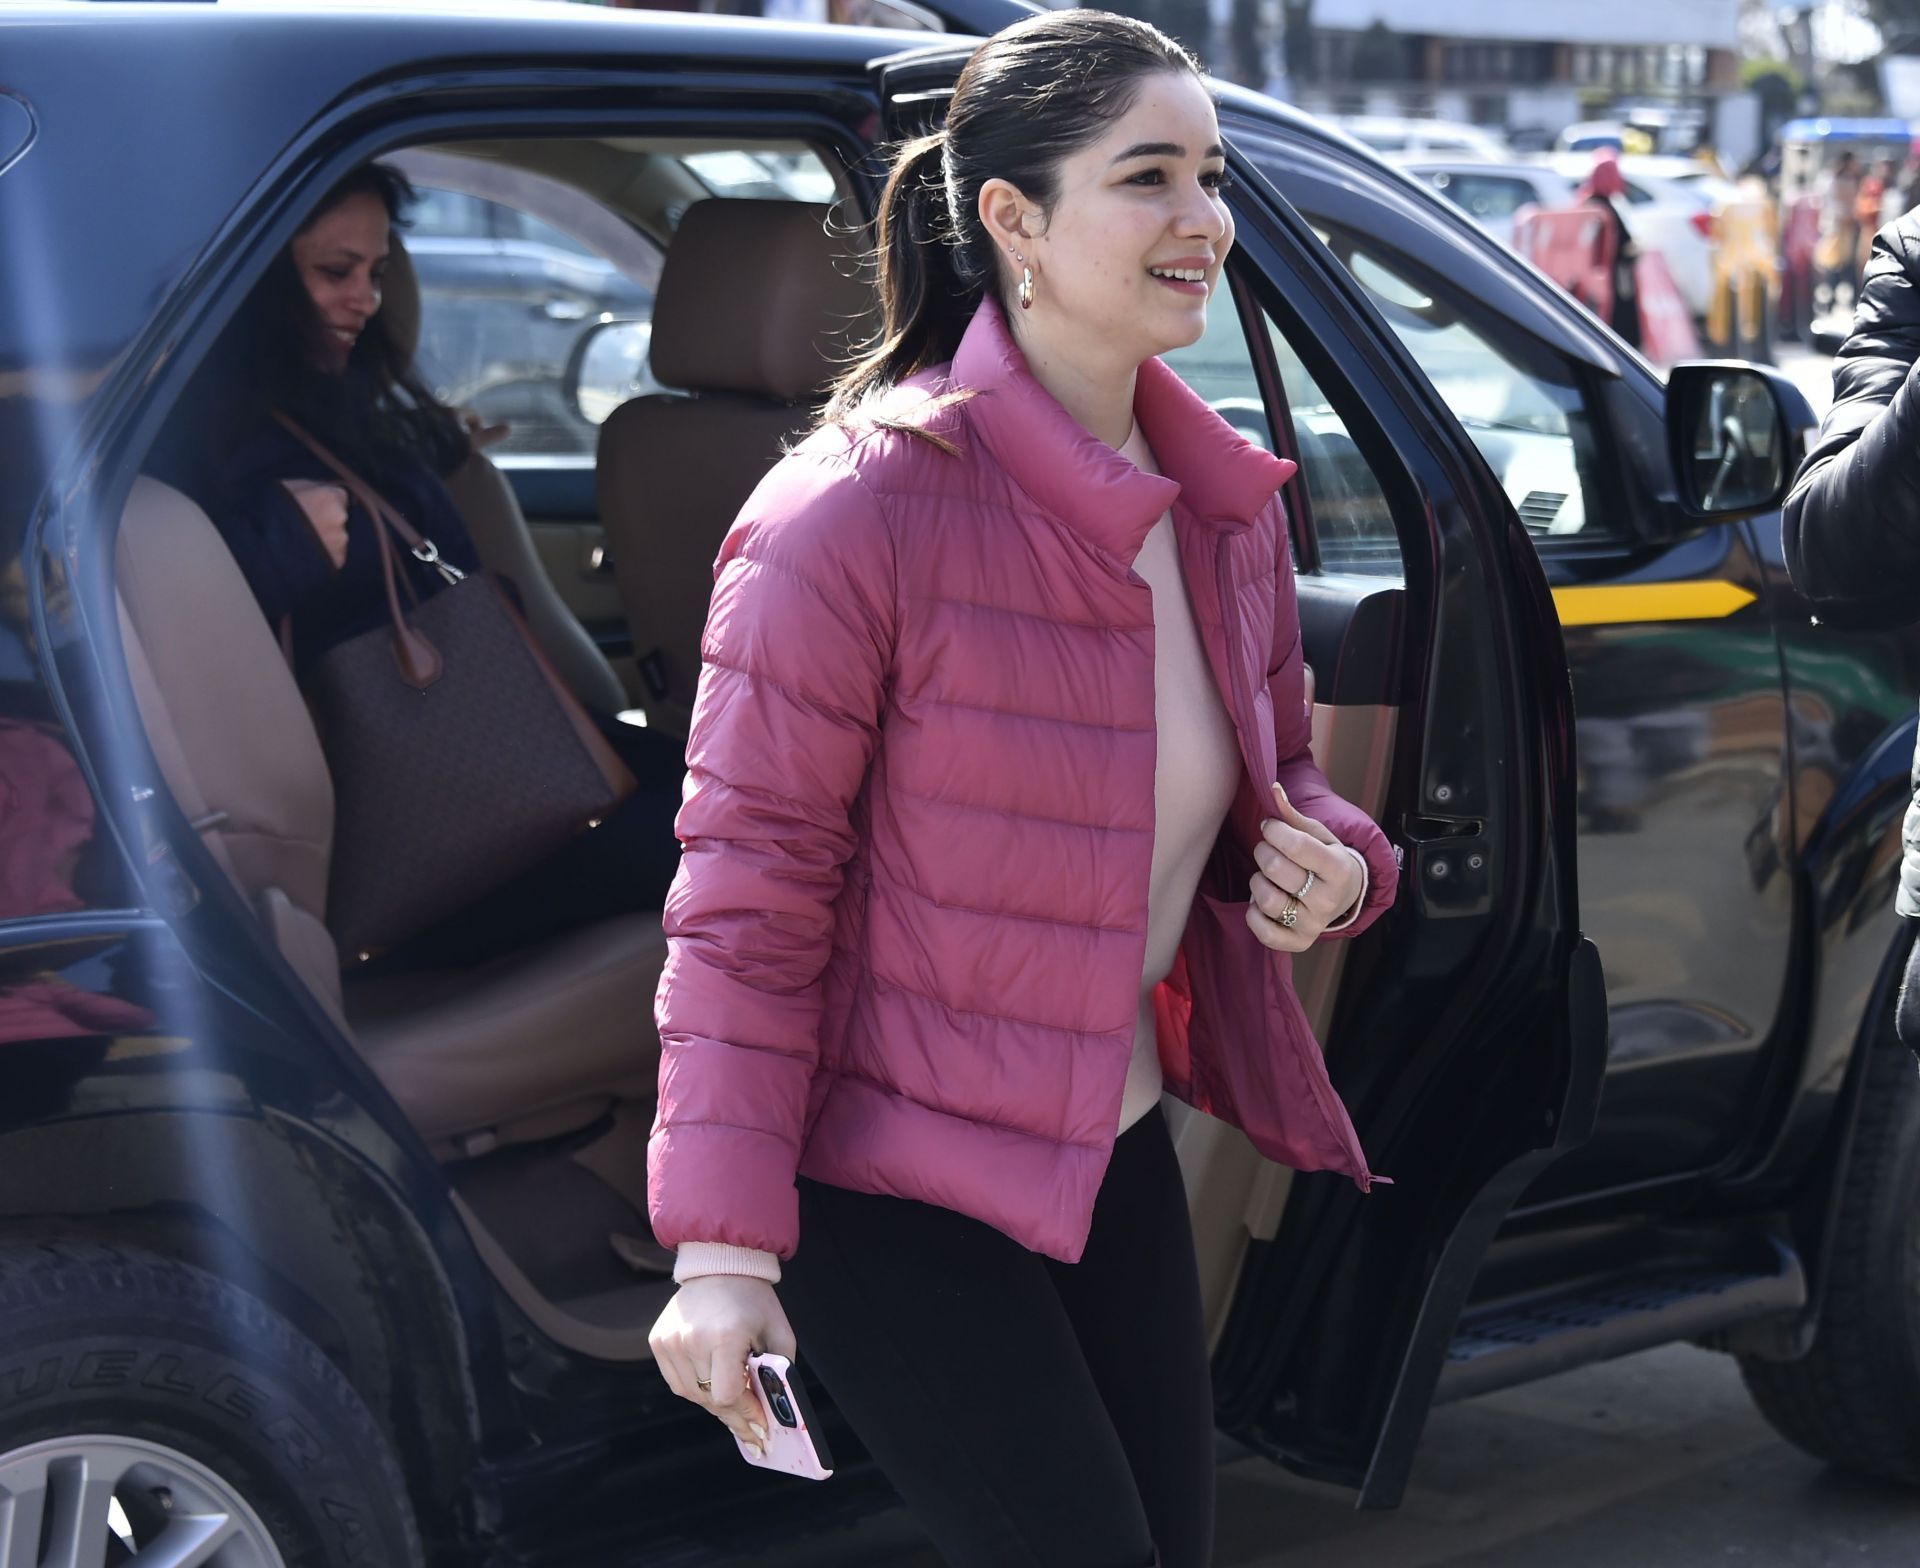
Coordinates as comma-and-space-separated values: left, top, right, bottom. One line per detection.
1782, 203, 1920, 1046
1579, 150, 1641, 348
1856, 158, 1897, 278
1816, 149, 1863, 299
643, 11, 1398, 1565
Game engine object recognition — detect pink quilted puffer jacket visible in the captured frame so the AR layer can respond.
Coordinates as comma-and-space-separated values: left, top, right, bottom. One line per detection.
647, 296, 1397, 1266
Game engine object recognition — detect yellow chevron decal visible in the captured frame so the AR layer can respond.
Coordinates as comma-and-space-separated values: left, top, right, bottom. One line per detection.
1551, 581, 1758, 627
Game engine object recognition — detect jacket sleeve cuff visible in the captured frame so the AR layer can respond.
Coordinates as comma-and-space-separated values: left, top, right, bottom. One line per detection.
673, 1242, 783, 1285
1322, 844, 1370, 932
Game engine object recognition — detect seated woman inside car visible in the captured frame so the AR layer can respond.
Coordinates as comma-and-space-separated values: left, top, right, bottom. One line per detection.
152, 162, 683, 972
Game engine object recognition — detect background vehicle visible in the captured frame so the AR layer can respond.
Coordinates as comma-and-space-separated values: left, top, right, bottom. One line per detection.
399, 172, 659, 455
1, 4, 1911, 1565
1549, 150, 1735, 317
1396, 158, 1578, 248
1324, 113, 1511, 160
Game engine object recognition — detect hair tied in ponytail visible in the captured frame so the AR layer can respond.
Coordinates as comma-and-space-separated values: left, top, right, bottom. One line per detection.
820, 9, 1202, 431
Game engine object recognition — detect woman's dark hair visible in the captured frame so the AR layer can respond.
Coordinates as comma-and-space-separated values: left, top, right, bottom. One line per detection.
183, 162, 467, 488
822, 8, 1203, 427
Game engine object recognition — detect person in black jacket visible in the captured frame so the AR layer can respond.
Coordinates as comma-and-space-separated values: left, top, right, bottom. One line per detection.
1782, 205, 1920, 1040
155, 162, 683, 970
158, 163, 494, 676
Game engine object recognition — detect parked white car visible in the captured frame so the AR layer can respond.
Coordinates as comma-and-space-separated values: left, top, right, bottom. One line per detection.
1325, 114, 1510, 160
1547, 153, 1735, 318
1396, 159, 1579, 249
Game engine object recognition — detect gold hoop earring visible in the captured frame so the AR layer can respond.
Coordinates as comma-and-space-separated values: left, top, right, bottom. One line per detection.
1019, 265, 1035, 311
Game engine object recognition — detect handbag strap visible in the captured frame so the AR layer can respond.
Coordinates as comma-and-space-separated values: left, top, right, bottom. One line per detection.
271, 410, 447, 689
269, 411, 464, 583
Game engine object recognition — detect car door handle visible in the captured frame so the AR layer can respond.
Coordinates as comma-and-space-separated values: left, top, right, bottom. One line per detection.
540, 297, 590, 322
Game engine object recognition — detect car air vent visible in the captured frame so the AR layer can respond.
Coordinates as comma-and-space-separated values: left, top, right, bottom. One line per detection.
1517, 490, 1568, 531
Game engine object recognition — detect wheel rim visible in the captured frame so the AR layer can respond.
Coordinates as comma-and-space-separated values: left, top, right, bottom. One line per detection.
0, 1435, 284, 1568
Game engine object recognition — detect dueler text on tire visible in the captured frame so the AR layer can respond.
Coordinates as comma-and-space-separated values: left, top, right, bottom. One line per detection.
0, 1242, 421, 1567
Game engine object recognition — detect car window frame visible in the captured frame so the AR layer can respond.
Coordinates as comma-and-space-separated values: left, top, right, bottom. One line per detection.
1223, 117, 1669, 553
60, 88, 881, 998
1308, 215, 1638, 554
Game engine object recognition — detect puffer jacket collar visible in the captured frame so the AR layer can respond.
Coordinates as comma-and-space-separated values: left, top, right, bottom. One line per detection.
950, 297, 1297, 563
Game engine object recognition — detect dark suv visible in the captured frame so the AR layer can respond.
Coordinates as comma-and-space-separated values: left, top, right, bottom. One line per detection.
0, 3, 1911, 1566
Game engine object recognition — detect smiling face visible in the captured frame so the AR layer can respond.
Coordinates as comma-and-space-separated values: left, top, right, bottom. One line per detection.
289, 190, 390, 373
983, 70, 1233, 375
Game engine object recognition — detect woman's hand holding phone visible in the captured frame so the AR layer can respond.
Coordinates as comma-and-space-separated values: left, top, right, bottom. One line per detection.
649, 1276, 797, 1459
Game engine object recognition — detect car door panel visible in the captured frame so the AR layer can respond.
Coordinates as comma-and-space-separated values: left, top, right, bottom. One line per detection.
1525, 516, 1792, 1200
1204, 153, 1596, 1503
1242, 123, 1796, 1203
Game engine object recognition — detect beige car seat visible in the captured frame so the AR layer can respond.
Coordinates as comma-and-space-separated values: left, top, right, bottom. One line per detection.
382, 237, 629, 719
115, 477, 666, 1165
595, 198, 874, 737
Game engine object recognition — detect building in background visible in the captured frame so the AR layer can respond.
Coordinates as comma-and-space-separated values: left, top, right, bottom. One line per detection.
1274, 0, 1754, 162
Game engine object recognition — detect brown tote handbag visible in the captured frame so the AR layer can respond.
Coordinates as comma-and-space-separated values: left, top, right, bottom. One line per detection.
273, 413, 635, 960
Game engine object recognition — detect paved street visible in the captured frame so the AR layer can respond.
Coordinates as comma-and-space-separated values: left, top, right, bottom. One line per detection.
1777, 341, 1837, 419
749, 345, 1913, 1568
761, 1345, 1920, 1568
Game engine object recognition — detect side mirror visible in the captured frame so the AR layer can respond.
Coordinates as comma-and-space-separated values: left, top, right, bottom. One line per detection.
1664, 361, 1817, 520
564, 317, 658, 426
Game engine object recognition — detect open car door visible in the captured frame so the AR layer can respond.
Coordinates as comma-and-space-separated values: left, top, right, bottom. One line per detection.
869, 48, 1607, 1510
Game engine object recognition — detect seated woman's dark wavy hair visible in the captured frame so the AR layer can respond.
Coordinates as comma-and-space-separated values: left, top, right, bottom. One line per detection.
183, 163, 468, 486
822, 8, 1203, 437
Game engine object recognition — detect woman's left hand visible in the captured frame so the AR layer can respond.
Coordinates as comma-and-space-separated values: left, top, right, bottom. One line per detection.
1247, 782, 1365, 953
460, 407, 512, 451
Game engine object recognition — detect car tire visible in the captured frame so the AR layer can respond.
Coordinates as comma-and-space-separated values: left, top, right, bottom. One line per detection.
0, 1241, 423, 1566
1738, 1040, 1920, 1484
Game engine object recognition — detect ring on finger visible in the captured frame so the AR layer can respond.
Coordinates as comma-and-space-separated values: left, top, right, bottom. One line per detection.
696, 1377, 712, 1391
1279, 895, 1300, 929
1295, 869, 1316, 901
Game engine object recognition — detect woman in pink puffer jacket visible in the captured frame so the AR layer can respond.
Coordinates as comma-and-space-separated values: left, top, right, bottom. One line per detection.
646, 12, 1397, 1565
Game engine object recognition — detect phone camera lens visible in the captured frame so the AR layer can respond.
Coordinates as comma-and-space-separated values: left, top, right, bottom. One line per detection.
773, 1395, 797, 1427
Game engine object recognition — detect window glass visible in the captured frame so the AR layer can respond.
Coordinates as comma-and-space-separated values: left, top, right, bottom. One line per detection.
497, 207, 599, 259
1261, 318, 1403, 574
1429, 172, 1538, 223
1159, 270, 1402, 576
408, 187, 492, 239
681, 150, 839, 205
1157, 284, 1272, 451
401, 173, 662, 465
1319, 223, 1610, 542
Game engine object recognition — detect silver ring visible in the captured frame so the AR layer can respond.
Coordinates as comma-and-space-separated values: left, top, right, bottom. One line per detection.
1296, 869, 1316, 901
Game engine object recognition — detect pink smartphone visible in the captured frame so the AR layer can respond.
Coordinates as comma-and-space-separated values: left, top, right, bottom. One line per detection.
736, 1352, 835, 1481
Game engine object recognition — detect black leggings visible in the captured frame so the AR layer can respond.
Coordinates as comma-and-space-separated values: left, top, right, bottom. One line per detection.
778, 1104, 1216, 1568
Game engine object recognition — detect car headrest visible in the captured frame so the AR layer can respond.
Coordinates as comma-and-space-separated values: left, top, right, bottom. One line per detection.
648, 199, 875, 404
381, 232, 421, 366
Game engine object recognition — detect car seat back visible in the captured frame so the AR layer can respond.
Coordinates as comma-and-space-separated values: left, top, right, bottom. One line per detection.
115, 476, 346, 1022
595, 198, 874, 736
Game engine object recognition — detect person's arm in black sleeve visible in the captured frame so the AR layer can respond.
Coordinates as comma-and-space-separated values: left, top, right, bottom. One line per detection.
1783, 214, 1920, 627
